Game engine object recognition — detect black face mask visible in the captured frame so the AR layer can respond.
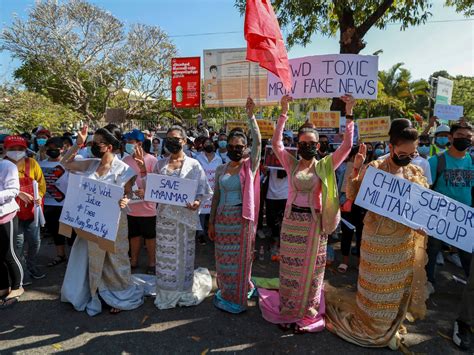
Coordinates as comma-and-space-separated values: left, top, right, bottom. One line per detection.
91, 143, 105, 158
319, 142, 329, 153
227, 149, 243, 162
452, 138, 471, 152
298, 145, 318, 160
392, 153, 413, 167
203, 145, 214, 153
46, 149, 61, 159
165, 137, 183, 154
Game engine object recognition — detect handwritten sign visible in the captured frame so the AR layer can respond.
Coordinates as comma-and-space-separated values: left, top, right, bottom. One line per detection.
267, 54, 378, 100
226, 120, 248, 134
355, 166, 473, 253
434, 104, 464, 121
264, 146, 298, 170
59, 175, 123, 247
357, 116, 390, 142
145, 174, 198, 207
257, 119, 275, 139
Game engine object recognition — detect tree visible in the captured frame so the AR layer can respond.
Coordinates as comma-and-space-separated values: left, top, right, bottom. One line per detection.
0, 87, 82, 134
1, 0, 176, 120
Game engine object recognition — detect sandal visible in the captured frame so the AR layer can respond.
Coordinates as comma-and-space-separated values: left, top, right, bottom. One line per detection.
293, 325, 310, 334
0, 296, 20, 309
337, 263, 348, 273
146, 266, 155, 275
110, 307, 122, 314
48, 255, 67, 267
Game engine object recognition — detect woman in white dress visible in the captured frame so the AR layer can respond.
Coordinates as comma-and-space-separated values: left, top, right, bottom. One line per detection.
60, 125, 144, 316
140, 125, 213, 309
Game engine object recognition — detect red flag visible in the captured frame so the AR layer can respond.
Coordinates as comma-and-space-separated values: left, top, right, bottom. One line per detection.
244, 0, 292, 91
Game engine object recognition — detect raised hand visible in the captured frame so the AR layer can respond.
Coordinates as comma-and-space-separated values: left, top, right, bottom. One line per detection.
353, 143, 367, 170
341, 94, 356, 116
134, 145, 146, 170
246, 97, 256, 118
280, 95, 293, 115
76, 125, 88, 146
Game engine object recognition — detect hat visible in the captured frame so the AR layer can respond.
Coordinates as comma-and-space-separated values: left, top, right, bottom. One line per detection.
4, 135, 28, 149
36, 129, 51, 137
435, 124, 450, 135
124, 129, 145, 142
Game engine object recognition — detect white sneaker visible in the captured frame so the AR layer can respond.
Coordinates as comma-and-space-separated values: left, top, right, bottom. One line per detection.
446, 253, 463, 268
436, 252, 445, 265
427, 281, 435, 296
257, 230, 266, 239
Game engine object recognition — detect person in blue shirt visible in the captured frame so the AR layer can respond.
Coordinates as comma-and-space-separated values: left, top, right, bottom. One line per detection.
427, 122, 473, 350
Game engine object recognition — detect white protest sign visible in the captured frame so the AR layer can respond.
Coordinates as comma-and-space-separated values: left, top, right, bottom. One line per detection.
355, 166, 473, 253
267, 54, 378, 100
145, 173, 198, 207
434, 103, 464, 121
59, 175, 123, 242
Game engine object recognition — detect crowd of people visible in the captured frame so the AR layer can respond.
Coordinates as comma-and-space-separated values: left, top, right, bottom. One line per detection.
0, 95, 472, 350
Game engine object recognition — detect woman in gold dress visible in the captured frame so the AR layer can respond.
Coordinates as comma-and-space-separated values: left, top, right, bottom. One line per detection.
325, 119, 429, 350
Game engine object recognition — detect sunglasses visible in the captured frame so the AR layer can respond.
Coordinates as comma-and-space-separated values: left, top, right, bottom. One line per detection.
395, 151, 419, 160
298, 141, 318, 149
227, 144, 245, 152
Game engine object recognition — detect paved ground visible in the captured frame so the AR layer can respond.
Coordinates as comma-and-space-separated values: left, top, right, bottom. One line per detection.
0, 232, 471, 354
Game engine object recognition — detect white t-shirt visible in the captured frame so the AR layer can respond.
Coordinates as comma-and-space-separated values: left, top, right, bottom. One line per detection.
378, 154, 432, 185
196, 152, 223, 214
267, 169, 289, 200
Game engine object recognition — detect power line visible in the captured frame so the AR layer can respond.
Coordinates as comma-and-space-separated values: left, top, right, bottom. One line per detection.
168, 18, 473, 38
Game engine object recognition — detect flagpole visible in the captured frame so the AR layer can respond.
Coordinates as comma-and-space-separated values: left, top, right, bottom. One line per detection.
247, 62, 251, 98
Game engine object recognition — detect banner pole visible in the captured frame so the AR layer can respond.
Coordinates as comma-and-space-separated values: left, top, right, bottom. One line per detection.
247, 62, 251, 97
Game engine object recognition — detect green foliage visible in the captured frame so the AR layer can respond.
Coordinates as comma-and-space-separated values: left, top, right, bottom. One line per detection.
0, 88, 82, 134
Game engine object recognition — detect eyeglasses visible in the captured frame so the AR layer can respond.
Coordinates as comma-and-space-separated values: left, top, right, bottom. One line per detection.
227, 144, 245, 151
297, 141, 318, 149
395, 151, 419, 160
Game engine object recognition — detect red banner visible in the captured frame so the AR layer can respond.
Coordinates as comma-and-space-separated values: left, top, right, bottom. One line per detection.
171, 57, 201, 108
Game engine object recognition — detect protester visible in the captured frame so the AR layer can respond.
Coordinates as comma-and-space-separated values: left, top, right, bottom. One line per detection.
258, 94, 354, 332
40, 137, 73, 267
422, 117, 450, 156
317, 134, 330, 159
77, 134, 94, 159
60, 125, 144, 316
104, 124, 128, 160
34, 129, 51, 161
4, 135, 46, 283
417, 135, 431, 159
196, 137, 223, 245
61, 135, 74, 153
364, 142, 374, 162
372, 142, 386, 160
325, 118, 429, 350
122, 129, 157, 274
426, 123, 473, 295
216, 133, 230, 163
453, 254, 473, 350
0, 159, 24, 309
144, 125, 212, 310
150, 138, 161, 157
208, 98, 261, 314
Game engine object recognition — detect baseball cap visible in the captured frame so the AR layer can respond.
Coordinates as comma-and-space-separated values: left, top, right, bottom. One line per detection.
4, 135, 28, 149
124, 129, 145, 142
435, 124, 450, 135
36, 129, 51, 137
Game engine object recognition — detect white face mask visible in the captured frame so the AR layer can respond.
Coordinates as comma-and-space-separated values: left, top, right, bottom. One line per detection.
6, 151, 26, 161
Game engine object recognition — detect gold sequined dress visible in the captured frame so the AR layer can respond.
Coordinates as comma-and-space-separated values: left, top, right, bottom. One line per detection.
325, 158, 429, 348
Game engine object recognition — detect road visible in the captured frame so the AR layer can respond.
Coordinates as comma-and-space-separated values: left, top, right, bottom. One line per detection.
0, 233, 469, 354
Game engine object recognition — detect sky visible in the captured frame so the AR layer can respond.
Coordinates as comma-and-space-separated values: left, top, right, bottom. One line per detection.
0, 0, 473, 84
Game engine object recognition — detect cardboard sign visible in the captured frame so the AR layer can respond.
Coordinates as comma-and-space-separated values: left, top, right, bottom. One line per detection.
434, 104, 464, 121
357, 116, 390, 142
267, 54, 378, 101
171, 57, 201, 108
355, 166, 474, 253
59, 174, 124, 253
435, 76, 453, 105
264, 145, 298, 170
39, 161, 68, 206
226, 120, 248, 134
203, 48, 275, 107
144, 173, 198, 207
257, 119, 275, 139
309, 111, 340, 129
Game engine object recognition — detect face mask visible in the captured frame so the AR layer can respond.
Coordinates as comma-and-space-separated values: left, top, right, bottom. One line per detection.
165, 137, 182, 154
227, 149, 243, 162
319, 142, 329, 153
417, 145, 430, 156
125, 143, 136, 155
46, 149, 61, 159
203, 145, 214, 153
91, 143, 105, 158
6, 151, 26, 161
452, 138, 471, 152
298, 145, 318, 160
436, 137, 449, 147
374, 148, 384, 157
218, 141, 227, 149
37, 138, 47, 146
392, 152, 413, 167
